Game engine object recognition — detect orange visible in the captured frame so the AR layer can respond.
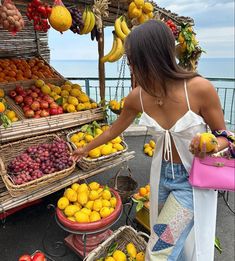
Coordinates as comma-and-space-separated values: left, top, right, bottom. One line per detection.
145, 184, 150, 192
139, 187, 147, 196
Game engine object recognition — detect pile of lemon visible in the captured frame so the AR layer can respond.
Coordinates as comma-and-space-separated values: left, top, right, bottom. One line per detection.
143, 139, 155, 157
96, 242, 145, 261
70, 124, 125, 159
128, 0, 154, 24
35, 79, 98, 113
109, 97, 125, 112
57, 182, 118, 223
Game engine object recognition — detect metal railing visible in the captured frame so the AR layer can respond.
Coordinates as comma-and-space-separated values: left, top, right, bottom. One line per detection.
67, 77, 235, 129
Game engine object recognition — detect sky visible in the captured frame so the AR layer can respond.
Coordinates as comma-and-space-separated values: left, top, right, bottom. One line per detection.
48, 0, 234, 60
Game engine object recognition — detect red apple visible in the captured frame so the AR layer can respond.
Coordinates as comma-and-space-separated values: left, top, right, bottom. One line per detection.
35, 110, 42, 115
34, 114, 41, 118
50, 102, 58, 109
9, 90, 17, 98
22, 105, 30, 112
24, 109, 35, 118
40, 101, 49, 109
15, 95, 24, 104
57, 106, 63, 114
49, 108, 58, 115
34, 88, 41, 94
31, 101, 40, 111
31, 85, 37, 91
26, 89, 32, 95
32, 252, 46, 261
18, 254, 31, 261
24, 96, 33, 106
15, 85, 24, 94
40, 109, 50, 117
31, 92, 38, 98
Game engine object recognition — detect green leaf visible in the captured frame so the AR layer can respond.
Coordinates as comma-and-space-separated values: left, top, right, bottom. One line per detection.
136, 201, 144, 212
81, 124, 89, 133
107, 242, 118, 256
92, 120, 101, 129
0, 114, 12, 128
104, 185, 110, 191
215, 237, 222, 254
56, 97, 63, 106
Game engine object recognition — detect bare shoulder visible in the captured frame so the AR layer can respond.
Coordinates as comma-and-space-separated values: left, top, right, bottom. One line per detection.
187, 76, 216, 96
125, 86, 141, 107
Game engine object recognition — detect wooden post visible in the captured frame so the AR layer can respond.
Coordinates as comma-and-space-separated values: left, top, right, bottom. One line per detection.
98, 27, 105, 105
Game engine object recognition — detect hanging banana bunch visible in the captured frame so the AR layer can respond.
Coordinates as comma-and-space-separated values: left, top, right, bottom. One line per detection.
114, 16, 131, 41
80, 7, 96, 35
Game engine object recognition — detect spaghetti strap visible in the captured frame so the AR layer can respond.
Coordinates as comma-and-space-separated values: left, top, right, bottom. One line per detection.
139, 88, 145, 112
184, 80, 191, 111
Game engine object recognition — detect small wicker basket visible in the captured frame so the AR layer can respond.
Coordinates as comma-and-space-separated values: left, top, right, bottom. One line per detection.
67, 128, 128, 171
109, 167, 138, 204
84, 226, 148, 261
0, 134, 76, 197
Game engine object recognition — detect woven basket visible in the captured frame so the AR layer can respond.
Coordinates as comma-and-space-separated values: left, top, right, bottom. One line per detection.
0, 134, 76, 197
109, 167, 138, 204
110, 107, 122, 115
67, 128, 128, 171
84, 226, 148, 261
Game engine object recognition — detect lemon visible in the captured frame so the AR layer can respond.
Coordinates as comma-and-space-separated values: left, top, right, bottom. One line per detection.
97, 188, 104, 194
101, 125, 109, 131
41, 84, 51, 94
111, 136, 122, 144
89, 190, 100, 201
102, 190, 112, 200
75, 141, 83, 148
199, 133, 218, 152
66, 104, 76, 113
81, 207, 91, 216
70, 134, 80, 143
11, 117, 18, 122
101, 145, 113, 156
52, 86, 61, 95
147, 12, 154, 18
105, 257, 115, 261
85, 200, 94, 210
79, 140, 87, 146
110, 207, 115, 214
61, 90, 69, 97
113, 143, 124, 151
149, 140, 156, 149
57, 197, 69, 210
95, 128, 103, 136
100, 207, 111, 218
144, 143, 150, 149
85, 134, 94, 142
113, 250, 127, 261
71, 83, 81, 89
77, 191, 88, 206
6, 110, 16, 120
89, 182, 100, 191
93, 199, 103, 212
0, 89, 4, 98
67, 216, 76, 222
64, 188, 77, 202
142, 2, 153, 13
35, 79, 45, 88
71, 183, 80, 192
70, 88, 81, 97
62, 103, 68, 111
109, 100, 117, 107
62, 84, 72, 92
90, 211, 101, 222
77, 103, 86, 111
144, 147, 152, 154
88, 148, 101, 158
74, 211, 89, 223
102, 199, 111, 207
147, 150, 153, 157
73, 202, 82, 209
111, 148, 118, 153
110, 197, 117, 208
78, 94, 89, 103
91, 102, 98, 109
136, 251, 145, 261
126, 243, 137, 258
64, 204, 79, 217
68, 96, 79, 106
84, 102, 92, 110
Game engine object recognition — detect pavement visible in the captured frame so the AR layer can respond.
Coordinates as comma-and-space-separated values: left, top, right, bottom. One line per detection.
0, 135, 234, 261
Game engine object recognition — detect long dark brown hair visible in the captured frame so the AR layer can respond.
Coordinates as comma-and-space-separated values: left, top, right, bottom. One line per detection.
125, 20, 199, 97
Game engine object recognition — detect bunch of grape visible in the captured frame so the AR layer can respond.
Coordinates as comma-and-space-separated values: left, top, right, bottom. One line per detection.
166, 19, 179, 39
68, 7, 84, 34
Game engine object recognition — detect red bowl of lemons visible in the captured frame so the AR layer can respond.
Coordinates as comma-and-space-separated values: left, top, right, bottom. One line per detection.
56, 182, 122, 232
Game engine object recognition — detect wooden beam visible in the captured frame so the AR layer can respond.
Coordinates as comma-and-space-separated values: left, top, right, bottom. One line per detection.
98, 27, 105, 105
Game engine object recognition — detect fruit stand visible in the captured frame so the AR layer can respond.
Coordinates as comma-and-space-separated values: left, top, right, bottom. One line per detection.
0, 0, 199, 259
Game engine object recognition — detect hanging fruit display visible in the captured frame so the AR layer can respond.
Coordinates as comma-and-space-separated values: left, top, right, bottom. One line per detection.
26, 0, 52, 32
67, 6, 84, 34
79, 8, 96, 35
0, 0, 25, 35
165, 19, 179, 39
48, 0, 72, 33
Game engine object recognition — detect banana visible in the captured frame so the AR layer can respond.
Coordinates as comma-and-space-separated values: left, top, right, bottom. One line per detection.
86, 10, 96, 34
80, 8, 91, 34
108, 37, 124, 62
101, 33, 117, 63
114, 17, 127, 41
121, 18, 131, 36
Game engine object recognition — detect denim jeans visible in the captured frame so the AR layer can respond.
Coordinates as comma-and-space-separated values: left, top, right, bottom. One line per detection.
156, 161, 194, 261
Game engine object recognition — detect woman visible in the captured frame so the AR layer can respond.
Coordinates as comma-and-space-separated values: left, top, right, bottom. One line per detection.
73, 20, 231, 260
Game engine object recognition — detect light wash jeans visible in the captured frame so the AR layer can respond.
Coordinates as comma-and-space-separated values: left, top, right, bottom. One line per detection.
156, 160, 194, 261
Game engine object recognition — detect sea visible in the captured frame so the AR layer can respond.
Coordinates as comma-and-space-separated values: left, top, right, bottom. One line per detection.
51, 58, 235, 128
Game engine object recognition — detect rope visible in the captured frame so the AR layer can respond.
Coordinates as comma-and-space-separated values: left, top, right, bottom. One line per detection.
92, 0, 110, 32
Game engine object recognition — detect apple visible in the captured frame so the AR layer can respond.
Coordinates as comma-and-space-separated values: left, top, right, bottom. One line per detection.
15, 85, 24, 94
26, 89, 32, 95
24, 109, 35, 118
34, 88, 41, 94
35, 110, 42, 115
50, 102, 58, 109
32, 252, 46, 261
49, 108, 58, 115
9, 90, 17, 98
22, 105, 30, 112
15, 95, 24, 104
31, 101, 40, 111
31, 92, 38, 98
18, 254, 31, 261
40, 109, 49, 117
24, 96, 33, 106
40, 101, 49, 109
34, 114, 41, 118
57, 106, 63, 114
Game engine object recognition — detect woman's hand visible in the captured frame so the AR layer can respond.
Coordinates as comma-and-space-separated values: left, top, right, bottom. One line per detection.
72, 147, 88, 162
189, 133, 218, 158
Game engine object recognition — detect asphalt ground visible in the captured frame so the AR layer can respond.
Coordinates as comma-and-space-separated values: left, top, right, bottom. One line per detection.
0, 136, 234, 261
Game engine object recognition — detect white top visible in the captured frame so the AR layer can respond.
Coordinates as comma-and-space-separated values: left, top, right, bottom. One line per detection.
138, 80, 217, 261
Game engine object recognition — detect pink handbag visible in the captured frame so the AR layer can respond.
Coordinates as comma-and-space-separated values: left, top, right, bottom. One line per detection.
189, 156, 235, 191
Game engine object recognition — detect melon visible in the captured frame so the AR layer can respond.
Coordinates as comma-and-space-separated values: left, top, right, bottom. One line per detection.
49, 5, 72, 33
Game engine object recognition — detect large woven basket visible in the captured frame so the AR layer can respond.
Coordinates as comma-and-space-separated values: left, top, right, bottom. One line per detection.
109, 167, 138, 204
0, 134, 76, 197
67, 128, 128, 171
84, 226, 148, 261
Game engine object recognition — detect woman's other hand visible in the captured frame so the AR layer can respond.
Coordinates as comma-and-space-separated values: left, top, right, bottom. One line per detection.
72, 147, 88, 162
